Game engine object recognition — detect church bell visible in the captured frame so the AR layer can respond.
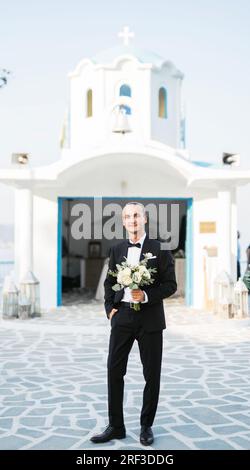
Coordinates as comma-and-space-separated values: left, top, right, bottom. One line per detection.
112, 106, 131, 134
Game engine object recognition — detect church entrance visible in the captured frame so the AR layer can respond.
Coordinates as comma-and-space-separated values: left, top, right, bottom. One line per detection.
57, 197, 193, 306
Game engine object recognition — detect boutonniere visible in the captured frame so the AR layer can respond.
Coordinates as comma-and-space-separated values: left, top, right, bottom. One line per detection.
143, 252, 157, 259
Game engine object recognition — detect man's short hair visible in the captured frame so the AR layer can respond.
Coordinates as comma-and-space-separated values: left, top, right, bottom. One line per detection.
122, 202, 146, 217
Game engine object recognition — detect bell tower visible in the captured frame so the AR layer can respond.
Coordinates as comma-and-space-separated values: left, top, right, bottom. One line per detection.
62, 28, 185, 154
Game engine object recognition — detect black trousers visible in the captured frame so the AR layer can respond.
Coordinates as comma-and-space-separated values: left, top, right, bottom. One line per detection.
107, 305, 163, 428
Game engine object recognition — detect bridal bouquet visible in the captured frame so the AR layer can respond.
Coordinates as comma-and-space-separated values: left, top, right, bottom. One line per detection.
108, 252, 157, 311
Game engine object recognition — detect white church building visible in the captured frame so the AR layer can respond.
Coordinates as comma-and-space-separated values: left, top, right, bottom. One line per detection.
1, 27, 250, 311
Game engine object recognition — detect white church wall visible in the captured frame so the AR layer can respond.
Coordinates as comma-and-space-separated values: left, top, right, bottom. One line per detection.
70, 66, 105, 150
33, 195, 58, 309
217, 188, 237, 282
151, 66, 181, 148
191, 191, 237, 309
192, 195, 215, 309
230, 187, 237, 281
14, 188, 33, 285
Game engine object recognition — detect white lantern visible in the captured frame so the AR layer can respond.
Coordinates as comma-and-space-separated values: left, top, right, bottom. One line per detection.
2, 276, 19, 319
234, 277, 249, 319
18, 293, 31, 320
213, 271, 234, 318
19, 271, 40, 317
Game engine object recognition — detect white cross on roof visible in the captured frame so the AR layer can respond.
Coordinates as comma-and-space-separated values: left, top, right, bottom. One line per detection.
118, 26, 135, 46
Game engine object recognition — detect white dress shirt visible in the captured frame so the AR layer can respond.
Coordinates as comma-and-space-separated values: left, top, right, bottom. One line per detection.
121, 232, 148, 304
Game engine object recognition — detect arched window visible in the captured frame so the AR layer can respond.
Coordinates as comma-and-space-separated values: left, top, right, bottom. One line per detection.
86, 89, 93, 117
119, 84, 131, 114
119, 84, 131, 97
158, 87, 167, 118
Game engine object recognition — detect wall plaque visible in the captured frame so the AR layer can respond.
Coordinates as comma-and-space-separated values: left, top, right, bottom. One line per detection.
200, 222, 216, 233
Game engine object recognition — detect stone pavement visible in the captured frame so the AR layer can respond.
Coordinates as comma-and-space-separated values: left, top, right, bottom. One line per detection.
0, 299, 250, 450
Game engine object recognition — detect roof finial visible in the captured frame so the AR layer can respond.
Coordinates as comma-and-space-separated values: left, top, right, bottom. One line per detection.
118, 26, 135, 46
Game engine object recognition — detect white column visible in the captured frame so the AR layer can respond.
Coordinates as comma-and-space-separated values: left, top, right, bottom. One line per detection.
231, 187, 237, 281
14, 187, 33, 281
217, 190, 231, 275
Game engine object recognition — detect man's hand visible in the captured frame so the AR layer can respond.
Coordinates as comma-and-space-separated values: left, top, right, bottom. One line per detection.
131, 289, 145, 302
109, 308, 118, 320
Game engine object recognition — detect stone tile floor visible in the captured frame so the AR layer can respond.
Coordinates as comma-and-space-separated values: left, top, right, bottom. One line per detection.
0, 298, 250, 450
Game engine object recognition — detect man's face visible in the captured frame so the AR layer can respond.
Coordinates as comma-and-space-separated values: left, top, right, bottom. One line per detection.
122, 204, 147, 236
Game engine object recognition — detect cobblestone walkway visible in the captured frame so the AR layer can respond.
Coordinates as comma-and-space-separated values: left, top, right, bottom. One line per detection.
0, 299, 250, 450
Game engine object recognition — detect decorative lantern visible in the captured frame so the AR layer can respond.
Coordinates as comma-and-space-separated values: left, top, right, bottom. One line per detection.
18, 294, 31, 320
233, 277, 249, 319
213, 271, 234, 318
19, 271, 40, 317
2, 276, 19, 319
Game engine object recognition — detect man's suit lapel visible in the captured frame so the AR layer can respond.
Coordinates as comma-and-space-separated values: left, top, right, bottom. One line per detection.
119, 239, 129, 263
140, 234, 151, 261
114, 240, 128, 303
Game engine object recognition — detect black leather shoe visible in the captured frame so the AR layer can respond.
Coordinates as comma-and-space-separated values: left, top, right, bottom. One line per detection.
90, 424, 126, 443
140, 425, 154, 446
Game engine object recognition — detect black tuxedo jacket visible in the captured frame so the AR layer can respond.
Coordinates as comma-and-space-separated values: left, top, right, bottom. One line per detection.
104, 235, 177, 332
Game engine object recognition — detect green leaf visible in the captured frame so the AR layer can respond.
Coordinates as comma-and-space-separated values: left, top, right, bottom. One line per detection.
112, 284, 122, 292
129, 283, 139, 289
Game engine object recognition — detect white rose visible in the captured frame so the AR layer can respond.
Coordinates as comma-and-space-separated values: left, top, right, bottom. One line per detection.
117, 271, 123, 284
123, 267, 132, 276
139, 265, 147, 274
122, 274, 133, 286
118, 267, 132, 285
132, 272, 142, 284
143, 271, 151, 279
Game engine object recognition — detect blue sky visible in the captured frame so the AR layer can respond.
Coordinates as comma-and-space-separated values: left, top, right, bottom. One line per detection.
0, 0, 250, 253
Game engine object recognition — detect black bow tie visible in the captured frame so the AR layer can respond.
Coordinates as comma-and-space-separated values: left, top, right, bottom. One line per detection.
128, 241, 141, 248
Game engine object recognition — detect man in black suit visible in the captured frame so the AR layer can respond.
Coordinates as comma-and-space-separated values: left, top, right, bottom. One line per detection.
90, 202, 177, 446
